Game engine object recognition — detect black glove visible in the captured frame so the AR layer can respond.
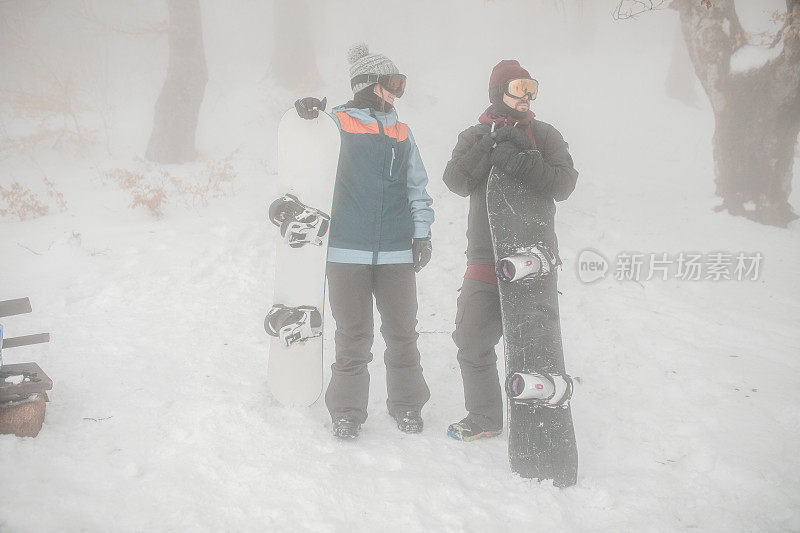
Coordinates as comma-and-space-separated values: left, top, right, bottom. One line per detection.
472, 126, 530, 154
294, 97, 327, 120
474, 131, 497, 152
491, 143, 545, 184
492, 126, 531, 150
489, 141, 522, 170
412, 237, 432, 273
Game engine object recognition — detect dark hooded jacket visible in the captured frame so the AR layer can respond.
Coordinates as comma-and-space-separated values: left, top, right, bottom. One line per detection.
443, 119, 578, 265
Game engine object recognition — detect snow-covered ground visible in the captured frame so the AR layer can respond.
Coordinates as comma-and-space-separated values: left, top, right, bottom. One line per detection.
2, 2, 800, 531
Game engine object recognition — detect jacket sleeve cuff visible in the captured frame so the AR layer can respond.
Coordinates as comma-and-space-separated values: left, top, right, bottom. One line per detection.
413, 222, 431, 239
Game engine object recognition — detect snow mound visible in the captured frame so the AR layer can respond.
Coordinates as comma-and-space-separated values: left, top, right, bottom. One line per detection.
730, 43, 783, 74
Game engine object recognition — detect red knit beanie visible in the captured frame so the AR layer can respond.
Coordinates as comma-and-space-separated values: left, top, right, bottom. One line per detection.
489, 60, 532, 91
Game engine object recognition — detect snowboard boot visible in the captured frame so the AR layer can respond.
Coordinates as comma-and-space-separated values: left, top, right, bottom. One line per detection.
332, 416, 361, 439
447, 417, 502, 442
390, 410, 423, 434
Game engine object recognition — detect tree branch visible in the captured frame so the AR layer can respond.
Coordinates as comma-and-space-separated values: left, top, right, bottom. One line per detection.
774, 0, 800, 103
611, 0, 669, 20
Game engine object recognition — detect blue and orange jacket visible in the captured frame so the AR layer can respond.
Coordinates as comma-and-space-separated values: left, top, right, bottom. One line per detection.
326, 105, 434, 265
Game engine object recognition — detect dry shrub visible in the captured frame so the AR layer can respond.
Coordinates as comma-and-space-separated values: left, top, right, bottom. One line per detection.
0, 182, 48, 220
0, 82, 96, 156
102, 168, 169, 218
103, 151, 238, 218
0, 178, 68, 221
0, 128, 96, 157
2, 86, 77, 120
43, 177, 67, 211
168, 152, 238, 206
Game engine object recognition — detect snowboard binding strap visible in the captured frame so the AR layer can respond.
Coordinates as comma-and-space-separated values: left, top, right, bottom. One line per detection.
269, 194, 330, 248
505, 372, 573, 408
265, 304, 322, 347
496, 243, 557, 282
281, 209, 330, 248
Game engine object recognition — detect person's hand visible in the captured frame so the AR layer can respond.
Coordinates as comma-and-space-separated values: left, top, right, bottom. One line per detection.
489, 141, 521, 169
473, 131, 497, 152
492, 126, 531, 150
294, 97, 327, 120
412, 237, 432, 272
491, 144, 544, 183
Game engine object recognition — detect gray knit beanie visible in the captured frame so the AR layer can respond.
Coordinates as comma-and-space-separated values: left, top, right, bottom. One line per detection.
348, 42, 400, 94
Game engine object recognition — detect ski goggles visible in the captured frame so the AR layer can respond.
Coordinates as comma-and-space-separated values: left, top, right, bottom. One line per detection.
504, 78, 539, 100
350, 73, 407, 97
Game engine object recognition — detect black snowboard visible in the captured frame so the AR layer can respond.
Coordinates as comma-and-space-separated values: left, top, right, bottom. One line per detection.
486, 167, 578, 488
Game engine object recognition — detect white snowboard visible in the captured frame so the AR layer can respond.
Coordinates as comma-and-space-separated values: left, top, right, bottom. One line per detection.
267, 109, 340, 407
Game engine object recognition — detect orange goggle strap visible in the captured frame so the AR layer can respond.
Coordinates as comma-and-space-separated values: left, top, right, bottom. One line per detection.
350, 73, 407, 96
505, 78, 539, 100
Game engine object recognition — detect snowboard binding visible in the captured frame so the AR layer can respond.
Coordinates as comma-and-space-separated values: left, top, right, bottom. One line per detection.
496, 243, 557, 282
505, 372, 573, 409
265, 304, 322, 347
269, 194, 330, 248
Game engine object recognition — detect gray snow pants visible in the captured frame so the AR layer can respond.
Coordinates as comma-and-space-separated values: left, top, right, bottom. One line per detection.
325, 262, 430, 424
453, 278, 504, 430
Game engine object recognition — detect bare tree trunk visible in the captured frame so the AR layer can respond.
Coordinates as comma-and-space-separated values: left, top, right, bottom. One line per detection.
675, 0, 800, 227
146, 0, 207, 164
270, 0, 320, 92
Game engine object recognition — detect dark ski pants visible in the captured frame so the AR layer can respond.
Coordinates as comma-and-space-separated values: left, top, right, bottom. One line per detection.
325, 262, 430, 424
453, 278, 504, 430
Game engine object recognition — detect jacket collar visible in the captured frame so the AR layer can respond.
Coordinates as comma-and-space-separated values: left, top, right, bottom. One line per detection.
332, 104, 398, 126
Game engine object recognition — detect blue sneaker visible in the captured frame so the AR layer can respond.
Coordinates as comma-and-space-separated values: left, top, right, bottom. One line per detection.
447, 417, 502, 442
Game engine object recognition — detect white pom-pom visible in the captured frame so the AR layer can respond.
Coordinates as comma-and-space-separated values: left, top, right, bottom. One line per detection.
347, 42, 369, 65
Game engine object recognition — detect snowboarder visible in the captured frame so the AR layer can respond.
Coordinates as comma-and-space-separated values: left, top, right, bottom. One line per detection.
443, 60, 578, 441
294, 43, 434, 439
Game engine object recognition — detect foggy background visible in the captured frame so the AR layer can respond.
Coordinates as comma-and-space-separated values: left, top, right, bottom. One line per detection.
1, 1, 799, 531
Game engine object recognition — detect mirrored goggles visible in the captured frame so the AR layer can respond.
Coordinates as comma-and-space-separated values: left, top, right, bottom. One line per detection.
350, 73, 407, 97
505, 78, 539, 100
